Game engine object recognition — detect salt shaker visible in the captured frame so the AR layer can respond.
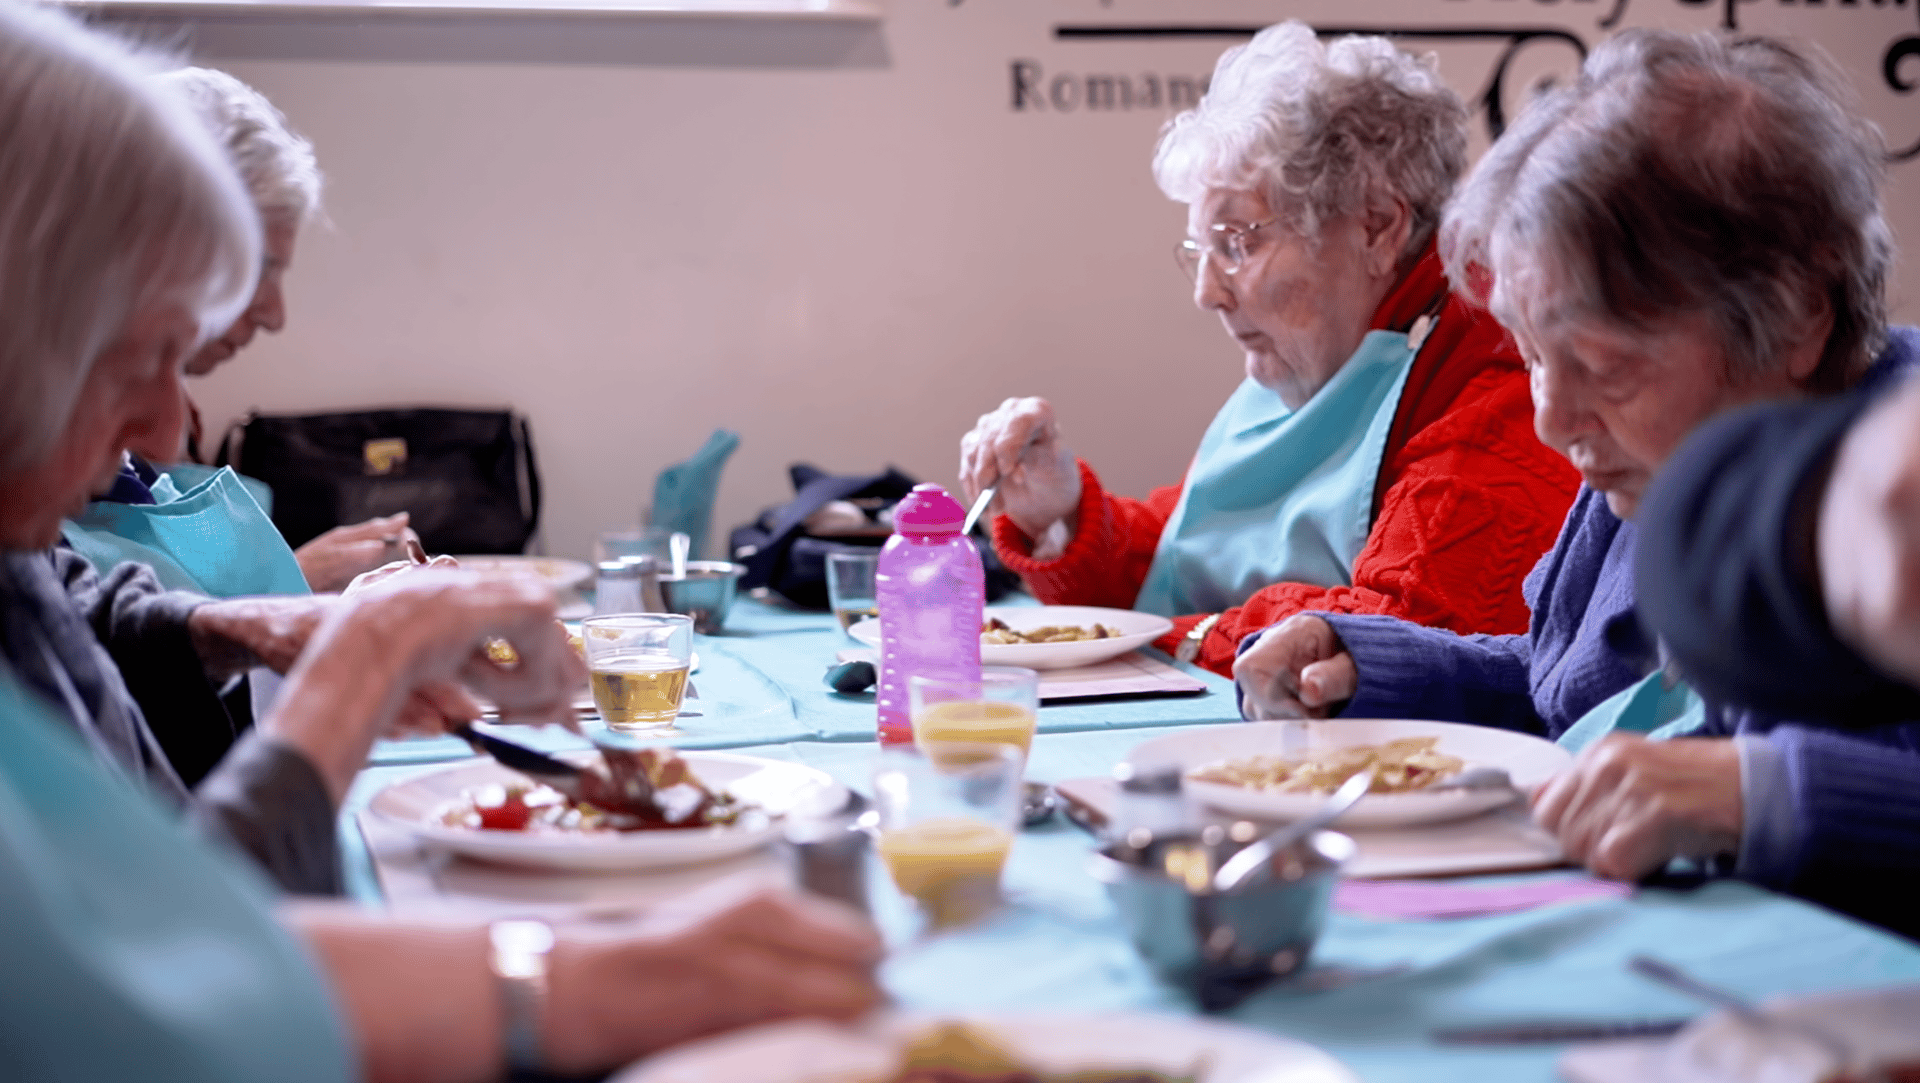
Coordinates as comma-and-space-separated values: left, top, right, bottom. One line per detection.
622, 554, 667, 613
594, 560, 643, 615
1110, 761, 1193, 849
783, 801, 871, 915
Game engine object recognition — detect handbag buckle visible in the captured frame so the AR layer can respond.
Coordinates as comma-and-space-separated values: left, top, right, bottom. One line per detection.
363, 437, 408, 476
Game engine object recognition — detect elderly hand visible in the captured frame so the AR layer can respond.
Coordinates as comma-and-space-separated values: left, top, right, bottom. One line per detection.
958, 397, 1081, 541
1530, 734, 1743, 881
265, 568, 586, 802
1820, 376, 1920, 685
541, 882, 885, 1074
1232, 614, 1356, 719
295, 513, 423, 593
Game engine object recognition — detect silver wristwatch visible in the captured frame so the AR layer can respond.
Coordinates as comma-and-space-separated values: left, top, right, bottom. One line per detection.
489, 919, 555, 1072
1175, 613, 1223, 665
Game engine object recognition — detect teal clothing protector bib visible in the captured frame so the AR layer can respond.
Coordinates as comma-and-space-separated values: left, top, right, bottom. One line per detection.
62, 466, 309, 597
1557, 667, 1708, 754
0, 673, 350, 1082
1135, 327, 1421, 616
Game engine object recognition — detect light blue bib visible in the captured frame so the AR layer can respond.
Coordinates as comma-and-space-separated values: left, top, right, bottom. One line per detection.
1134, 327, 1422, 616
0, 672, 350, 1082
1557, 668, 1708, 754
61, 466, 309, 598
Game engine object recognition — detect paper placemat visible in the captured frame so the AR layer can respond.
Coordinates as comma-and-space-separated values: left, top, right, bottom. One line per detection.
1052, 776, 1565, 880
355, 809, 790, 920
833, 648, 1207, 701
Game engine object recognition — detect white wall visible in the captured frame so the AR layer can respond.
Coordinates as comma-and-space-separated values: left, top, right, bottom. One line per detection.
137, 0, 1920, 561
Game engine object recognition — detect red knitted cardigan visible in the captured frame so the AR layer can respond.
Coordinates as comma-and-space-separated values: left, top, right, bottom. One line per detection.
991, 243, 1582, 676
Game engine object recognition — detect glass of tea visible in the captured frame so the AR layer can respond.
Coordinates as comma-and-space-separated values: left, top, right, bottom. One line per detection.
872, 742, 1022, 929
909, 667, 1041, 762
580, 613, 693, 732
825, 551, 880, 637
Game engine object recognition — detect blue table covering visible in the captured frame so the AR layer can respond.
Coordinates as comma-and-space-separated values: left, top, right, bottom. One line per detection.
343, 724, 1920, 1083
370, 597, 1239, 765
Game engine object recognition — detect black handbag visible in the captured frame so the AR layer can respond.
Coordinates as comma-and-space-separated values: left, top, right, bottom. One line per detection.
729, 463, 1020, 610
218, 406, 541, 555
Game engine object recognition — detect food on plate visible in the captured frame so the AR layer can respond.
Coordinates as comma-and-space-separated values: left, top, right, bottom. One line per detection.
980, 617, 1118, 645
440, 748, 745, 833
877, 1022, 1203, 1083
1188, 737, 1465, 795
480, 620, 582, 667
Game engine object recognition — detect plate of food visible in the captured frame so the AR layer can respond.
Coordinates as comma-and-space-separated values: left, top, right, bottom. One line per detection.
368, 749, 844, 871
847, 606, 1174, 671
1128, 720, 1573, 829
614, 1012, 1358, 1083
454, 555, 595, 591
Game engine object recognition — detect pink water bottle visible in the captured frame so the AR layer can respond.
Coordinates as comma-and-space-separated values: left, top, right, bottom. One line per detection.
875, 483, 985, 745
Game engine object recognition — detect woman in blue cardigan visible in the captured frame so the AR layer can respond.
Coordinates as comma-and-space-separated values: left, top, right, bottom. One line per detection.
1232, 29, 1920, 933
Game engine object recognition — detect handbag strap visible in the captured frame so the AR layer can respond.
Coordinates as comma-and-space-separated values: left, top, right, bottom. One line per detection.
514, 414, 542, 544
740, 467, 912, 587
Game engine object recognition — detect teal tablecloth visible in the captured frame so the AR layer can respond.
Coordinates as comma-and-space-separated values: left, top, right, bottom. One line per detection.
369, 597, 1239, 764
343, 723, 1920, 1083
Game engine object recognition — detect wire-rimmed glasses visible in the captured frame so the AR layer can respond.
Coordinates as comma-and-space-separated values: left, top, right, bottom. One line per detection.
1174, 216, 1279, 283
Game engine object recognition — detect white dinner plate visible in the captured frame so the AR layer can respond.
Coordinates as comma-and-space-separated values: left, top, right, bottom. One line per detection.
369, 751, 844, 871
1129, 720, 1573, 828
847, 605, 1174, 671
454, 555, 595, 591
613, 1011, 1358, 1083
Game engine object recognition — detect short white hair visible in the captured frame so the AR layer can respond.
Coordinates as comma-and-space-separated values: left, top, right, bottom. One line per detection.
1443, 29, 1892, 391
0, 3, 259, 471
1153, 21, 1467, 261
158, 66, 322, 223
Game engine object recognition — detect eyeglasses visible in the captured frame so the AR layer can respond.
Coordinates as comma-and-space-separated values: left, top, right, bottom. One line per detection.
1174, 217, 1279, 283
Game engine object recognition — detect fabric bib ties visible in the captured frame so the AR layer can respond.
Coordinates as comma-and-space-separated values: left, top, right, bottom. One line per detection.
1557, 666, 1709, 754
1134, 325, 1425, 617
62, 465, 310, 598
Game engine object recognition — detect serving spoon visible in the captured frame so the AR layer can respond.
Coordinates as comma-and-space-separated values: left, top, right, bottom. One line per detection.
1213, 767, 1374, 894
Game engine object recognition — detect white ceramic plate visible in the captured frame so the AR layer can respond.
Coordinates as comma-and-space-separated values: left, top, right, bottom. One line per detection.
454, 555, 595, 591
1128, 720, 1573, 828
847, 605, 1174, 671
613, 1011, 1358, 1083
369, 751, 844, 871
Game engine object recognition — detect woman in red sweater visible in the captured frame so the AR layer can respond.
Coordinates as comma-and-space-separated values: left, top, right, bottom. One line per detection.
959, 23, 1579, 676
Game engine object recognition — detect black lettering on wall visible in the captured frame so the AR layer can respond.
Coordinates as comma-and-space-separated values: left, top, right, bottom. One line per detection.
1888, 34, 1920, 160
1050, 73, 1081, 111
1011, 58, 1045, 111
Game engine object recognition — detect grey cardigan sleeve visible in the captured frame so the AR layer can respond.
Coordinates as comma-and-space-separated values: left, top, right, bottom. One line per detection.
52, 550, 342, 895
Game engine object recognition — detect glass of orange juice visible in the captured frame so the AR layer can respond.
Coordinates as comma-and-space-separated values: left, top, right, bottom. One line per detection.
909, 667, 1040, 762
872, 743, 1022, 929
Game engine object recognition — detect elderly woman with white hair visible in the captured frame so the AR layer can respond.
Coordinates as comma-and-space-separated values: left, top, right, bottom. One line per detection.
65, 64, 422, 598
1235, 28, 1920, 933
0, 6, 880, 1077
959, 22, 1580, 675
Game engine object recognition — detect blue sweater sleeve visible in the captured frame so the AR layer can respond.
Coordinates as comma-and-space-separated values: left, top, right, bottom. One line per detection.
1320, 612, 1544, 734
1760, 722, 1920, 936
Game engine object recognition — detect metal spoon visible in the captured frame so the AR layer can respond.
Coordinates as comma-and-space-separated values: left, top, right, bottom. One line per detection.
961, 486, 996, 536
1213, 768, 1374, 894
1424, 765, 1517, 793
668, 531, 690, 580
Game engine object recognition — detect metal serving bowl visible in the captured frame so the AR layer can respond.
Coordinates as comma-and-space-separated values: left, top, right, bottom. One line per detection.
1088, 824, 1355, 1010
657, 561, 746, 633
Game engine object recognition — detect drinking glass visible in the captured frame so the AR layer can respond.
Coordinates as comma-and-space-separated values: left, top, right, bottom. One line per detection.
872, 743, 1022, 929
825, 551, 880, 637
596, 525, 673, 567
909, 667, 1041, 760
580, 613, 693, 732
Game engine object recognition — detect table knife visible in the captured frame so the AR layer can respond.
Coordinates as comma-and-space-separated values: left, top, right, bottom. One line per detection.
1431, 1018, 1692, 1045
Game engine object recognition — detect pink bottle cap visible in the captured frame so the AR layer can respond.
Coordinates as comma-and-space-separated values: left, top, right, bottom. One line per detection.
893, 483, 966, 536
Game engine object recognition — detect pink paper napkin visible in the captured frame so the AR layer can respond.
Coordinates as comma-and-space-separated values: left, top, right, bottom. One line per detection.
1334, 876, 1631, 920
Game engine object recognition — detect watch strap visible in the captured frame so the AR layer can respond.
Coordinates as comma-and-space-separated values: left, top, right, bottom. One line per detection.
489, 919, 554, 1073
